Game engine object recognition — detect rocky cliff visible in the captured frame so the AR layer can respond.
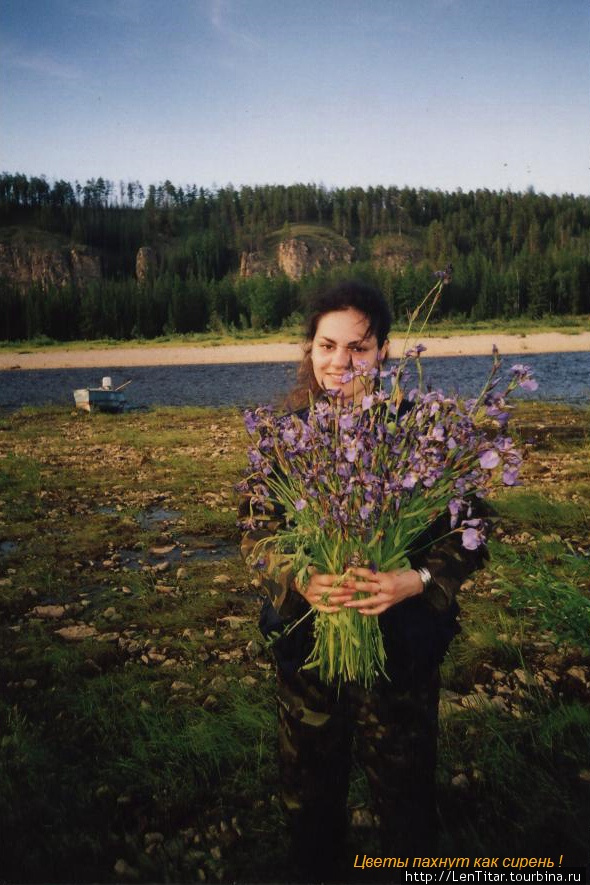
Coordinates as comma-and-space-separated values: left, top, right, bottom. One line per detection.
135, 246, 157, 285
240, 231, 354, 280
0, 242, 101, 292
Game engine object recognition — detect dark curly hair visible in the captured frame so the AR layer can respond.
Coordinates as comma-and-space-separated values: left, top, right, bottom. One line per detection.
287, 280, 392, 409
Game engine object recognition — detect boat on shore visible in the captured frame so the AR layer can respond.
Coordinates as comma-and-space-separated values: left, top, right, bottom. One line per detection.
73, 378, 131, 413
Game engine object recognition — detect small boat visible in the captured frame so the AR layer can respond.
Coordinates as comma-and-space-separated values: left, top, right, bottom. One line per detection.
73, 377, 131, 413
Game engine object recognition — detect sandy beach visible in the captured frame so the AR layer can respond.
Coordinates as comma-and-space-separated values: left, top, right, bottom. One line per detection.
1, 331, 589, 371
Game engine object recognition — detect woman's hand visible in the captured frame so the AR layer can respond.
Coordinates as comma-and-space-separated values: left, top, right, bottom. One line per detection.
341, 567, 423, 616
295, 568, 355, 613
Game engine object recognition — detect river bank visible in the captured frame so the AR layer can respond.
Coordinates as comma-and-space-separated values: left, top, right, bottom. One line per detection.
2, 330, 589, 370
0, 402, 588, 882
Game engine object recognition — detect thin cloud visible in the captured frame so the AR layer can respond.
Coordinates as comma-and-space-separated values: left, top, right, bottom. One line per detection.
3, 45, 81, 81
209, 0, 261, 52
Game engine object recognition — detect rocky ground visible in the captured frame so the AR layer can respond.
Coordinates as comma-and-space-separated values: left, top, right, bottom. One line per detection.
0, 402, 589, 882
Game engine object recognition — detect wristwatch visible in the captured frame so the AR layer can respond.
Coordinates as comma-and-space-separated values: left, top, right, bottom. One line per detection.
417, 566, 433, 590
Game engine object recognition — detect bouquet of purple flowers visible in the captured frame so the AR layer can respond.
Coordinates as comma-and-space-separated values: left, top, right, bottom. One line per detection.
240, 285, 537, 689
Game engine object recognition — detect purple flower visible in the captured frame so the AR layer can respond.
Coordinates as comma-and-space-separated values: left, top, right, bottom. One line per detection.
479, 449, 500, 469
510, 363, 539, 392
402, 472, 418, 490
244, 410, 257, 434
405, 344, 427, 359
294, 499, 307, 511
448, 497, 462, 528
502, 466, 520, 486
462, 527, 482, 550
344, 443, 359, 463
461, 518, 486, 550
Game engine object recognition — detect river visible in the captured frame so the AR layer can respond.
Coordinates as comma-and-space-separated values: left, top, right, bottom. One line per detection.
0, 352, 588, 410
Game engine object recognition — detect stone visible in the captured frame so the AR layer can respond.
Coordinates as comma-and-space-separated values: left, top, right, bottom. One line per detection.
171, 681, 193, 694
149, 544, 176, 556
30, 604, 66, 619
147, 651, 166, 664
239, 675, 257, 687
152, 561, 170, 573
113, 859, 139, 880
217, 615, 248, 629
461, 693, 492, 710
55, 624, 98, 642
97, 632, 120, 643
351, 807, 374, 828
513, 668, 535, 687
451, 773, 470, 790
212, 574, 231, 586
490, 696, 509, 713
566, 666, 587, 685
203, 694, 218, 710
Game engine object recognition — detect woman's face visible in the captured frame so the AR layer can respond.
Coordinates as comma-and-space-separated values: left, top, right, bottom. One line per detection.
310, 308, 388, 401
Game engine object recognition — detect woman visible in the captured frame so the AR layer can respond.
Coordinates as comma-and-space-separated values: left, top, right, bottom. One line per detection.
240, 280, 488, 881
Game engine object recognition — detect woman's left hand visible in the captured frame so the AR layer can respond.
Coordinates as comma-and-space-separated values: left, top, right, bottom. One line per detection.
342, 567, 423, 615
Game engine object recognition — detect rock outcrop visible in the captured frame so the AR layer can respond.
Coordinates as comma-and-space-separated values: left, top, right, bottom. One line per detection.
0, 243, 101, 292
240, 234, 354, 281
277, 238, 353, 280
239, 251, 270, 278
135, 246, 157, 285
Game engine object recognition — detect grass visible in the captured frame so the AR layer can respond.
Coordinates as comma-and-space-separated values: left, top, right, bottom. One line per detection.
0, 402, 589, 880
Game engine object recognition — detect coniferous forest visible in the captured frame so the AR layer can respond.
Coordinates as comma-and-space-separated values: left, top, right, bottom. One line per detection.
0, 172, 589, 341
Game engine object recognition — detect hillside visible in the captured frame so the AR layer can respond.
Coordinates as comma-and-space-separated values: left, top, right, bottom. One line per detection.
1, 173, 589, 341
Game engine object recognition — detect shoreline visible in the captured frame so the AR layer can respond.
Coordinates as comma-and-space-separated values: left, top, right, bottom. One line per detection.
1, 331, 589, 370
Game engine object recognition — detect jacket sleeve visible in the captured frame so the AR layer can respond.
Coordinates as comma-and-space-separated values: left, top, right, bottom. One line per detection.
408, 498, 495, 614
238, 493, 308, 621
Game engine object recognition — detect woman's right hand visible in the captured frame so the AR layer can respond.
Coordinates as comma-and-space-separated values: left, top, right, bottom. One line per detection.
295, 568, 355, 613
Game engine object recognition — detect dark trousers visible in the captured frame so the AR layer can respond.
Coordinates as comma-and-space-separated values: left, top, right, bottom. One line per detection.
276, 664, 441, 882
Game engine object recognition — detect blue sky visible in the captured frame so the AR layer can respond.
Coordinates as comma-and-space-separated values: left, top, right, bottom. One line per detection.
1, 0, 588, 196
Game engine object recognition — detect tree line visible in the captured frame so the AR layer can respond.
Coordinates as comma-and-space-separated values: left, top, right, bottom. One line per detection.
0, 172, 589, 341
